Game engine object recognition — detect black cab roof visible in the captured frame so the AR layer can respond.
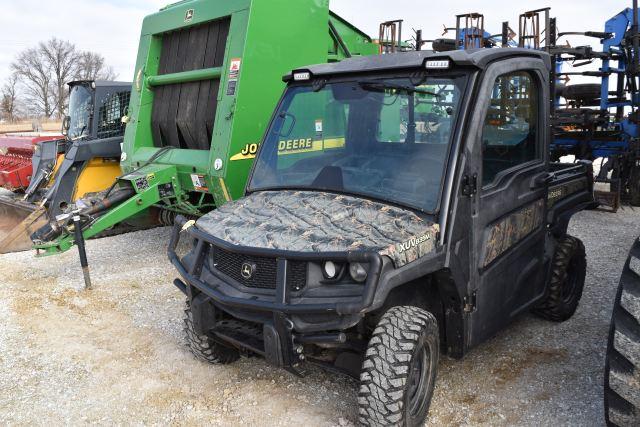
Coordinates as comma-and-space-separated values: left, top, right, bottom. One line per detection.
285, 48, 551, 81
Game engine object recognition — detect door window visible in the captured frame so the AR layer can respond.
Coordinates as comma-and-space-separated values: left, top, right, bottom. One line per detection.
481, 71, 539, 186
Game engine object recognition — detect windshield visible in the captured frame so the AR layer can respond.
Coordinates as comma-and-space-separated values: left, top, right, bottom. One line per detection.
68, 84, 93, 139
249, 75, 466, 212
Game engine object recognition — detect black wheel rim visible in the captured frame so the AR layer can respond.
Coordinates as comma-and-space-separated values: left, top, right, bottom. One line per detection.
407, 342, 431, 417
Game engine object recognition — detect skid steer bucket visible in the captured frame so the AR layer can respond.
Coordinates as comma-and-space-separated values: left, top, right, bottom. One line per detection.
0, 195, 46, 254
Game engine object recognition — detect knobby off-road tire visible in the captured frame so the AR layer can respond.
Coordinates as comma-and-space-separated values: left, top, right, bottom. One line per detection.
358, 306, 439, 426
183, 300, 240, 365
605, 239, 640, 426
533, 235, 587, 322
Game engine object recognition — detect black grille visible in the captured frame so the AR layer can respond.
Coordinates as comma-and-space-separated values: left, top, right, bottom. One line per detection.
211, 246, 307, 291
288, 261, 307, 291
96, 90, 131, 139
151, 18, 230, 150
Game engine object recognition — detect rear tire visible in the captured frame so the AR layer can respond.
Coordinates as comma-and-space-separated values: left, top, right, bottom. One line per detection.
183, 300, 240, 365
605, 239, 640, 426
533, 235, 586, 322
358, 306, 439, 426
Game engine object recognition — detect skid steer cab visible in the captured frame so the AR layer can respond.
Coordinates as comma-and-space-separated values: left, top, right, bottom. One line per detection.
169, 49, 594, 425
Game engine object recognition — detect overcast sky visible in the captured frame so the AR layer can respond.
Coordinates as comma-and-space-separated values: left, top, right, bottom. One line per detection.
0, 0, 633, 85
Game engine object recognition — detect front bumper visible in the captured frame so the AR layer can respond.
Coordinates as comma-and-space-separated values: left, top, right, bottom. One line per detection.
168, 216, 383, 370
169, 216, 383, 316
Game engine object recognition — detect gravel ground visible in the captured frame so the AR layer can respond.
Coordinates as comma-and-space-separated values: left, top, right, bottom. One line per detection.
0, 208, 638, 426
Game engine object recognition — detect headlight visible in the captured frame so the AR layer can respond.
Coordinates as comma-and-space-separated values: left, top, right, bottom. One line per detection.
323, 261, 339, 279
349, 263, 368, 283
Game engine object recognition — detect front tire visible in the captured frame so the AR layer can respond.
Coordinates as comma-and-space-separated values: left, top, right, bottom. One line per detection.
183, 300, 240, 365
358, 306, 439, 426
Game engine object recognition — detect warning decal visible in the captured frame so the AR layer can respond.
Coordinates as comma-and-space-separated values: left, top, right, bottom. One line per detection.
190, 174, 208, 191
227, 58, 241, 95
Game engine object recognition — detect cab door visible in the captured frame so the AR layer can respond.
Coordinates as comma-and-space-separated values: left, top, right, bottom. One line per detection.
466, 59, 551, 346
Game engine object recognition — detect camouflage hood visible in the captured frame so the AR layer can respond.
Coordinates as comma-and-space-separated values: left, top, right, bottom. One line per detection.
196, 191, 439, 267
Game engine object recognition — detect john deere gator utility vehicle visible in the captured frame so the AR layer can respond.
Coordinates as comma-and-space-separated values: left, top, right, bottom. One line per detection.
169, 48, 594, 425
0, 80, 131, 253
31, 0, 377, 257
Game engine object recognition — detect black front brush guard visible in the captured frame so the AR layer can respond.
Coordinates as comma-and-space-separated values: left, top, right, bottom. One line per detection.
168, 216, 383, 316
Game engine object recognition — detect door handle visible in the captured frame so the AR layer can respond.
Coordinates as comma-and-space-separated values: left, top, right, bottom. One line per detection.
531, 172, 554, 189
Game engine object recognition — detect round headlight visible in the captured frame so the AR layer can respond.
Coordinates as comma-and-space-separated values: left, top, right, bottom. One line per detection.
323, 261, 338, 279
349, 263, 368, 283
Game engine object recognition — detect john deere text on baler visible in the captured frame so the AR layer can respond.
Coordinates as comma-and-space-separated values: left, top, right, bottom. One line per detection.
32, 0, 377, 256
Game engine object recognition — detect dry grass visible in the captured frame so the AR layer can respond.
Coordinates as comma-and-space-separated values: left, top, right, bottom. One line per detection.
0, 121, 62, 134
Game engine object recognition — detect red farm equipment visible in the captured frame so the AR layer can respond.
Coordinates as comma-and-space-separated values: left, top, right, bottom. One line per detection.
0, 133, 62, 192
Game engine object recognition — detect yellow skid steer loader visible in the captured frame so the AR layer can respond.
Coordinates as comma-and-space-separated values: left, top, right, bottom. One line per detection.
0, 80, 131, 253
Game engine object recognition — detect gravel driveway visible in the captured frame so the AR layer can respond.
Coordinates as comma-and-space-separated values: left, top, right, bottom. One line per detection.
0, 208, 638, 425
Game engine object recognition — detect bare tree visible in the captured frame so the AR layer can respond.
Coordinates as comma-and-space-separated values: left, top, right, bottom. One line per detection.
0, 74, 21, 122
40, 38, 79, 119
10, 38, 117, 119
11, 46, 54, 118
76, 51, 117, 81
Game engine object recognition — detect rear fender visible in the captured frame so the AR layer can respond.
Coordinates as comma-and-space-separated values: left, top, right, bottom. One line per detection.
547, 162, 595, 236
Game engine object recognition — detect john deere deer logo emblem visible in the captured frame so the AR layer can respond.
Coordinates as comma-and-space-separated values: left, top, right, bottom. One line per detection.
241, 262, 256, 280
185, 9, 194, 22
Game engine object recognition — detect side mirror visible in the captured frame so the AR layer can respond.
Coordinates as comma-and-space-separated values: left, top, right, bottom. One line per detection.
62, 115, 71, 135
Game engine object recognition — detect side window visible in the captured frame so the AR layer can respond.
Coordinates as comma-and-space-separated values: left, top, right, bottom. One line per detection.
96, 91, 131, 139
481, 71, 539, 186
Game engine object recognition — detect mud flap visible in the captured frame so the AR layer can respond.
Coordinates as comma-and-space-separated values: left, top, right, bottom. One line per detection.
264, 313, 298, 370
190, 293, 217, 336
263, 324, 285, 367
0, 196, 46, 254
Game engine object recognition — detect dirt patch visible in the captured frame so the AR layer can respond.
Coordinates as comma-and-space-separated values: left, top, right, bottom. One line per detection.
491, 347, 569, 386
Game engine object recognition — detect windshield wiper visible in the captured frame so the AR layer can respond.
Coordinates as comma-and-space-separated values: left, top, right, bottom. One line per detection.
358, 81, 439, 98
